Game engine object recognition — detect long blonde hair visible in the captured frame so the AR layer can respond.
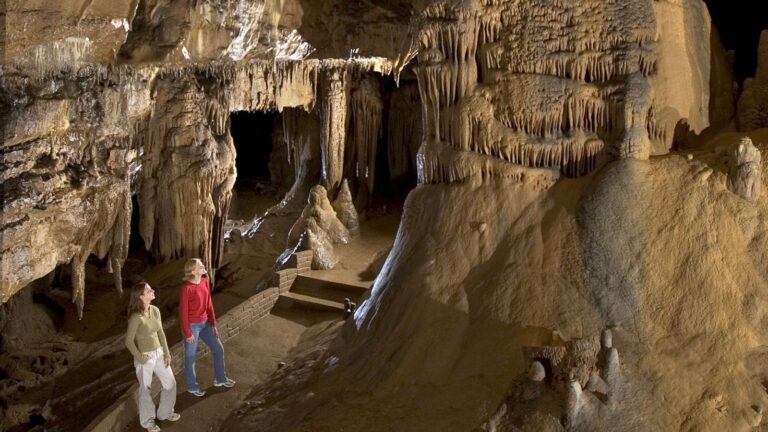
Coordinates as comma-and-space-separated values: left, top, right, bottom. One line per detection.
184, 258, 204, 280
127, 282, 149, 316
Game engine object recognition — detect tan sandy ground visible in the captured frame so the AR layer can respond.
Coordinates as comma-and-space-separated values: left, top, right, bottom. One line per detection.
121, 308, 343, 432
117, 212, 400, 432
0, 190, 399, 432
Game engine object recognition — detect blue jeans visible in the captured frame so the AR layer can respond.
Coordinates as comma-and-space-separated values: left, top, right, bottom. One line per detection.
183, 321, 227, 391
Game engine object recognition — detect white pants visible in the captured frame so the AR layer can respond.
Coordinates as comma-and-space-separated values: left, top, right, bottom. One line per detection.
134, 347, 176, 427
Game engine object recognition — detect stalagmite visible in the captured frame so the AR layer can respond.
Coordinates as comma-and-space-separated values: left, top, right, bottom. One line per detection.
565, 379, 584, 425
287, 185, 350, 247
528, 361, 546, 382
604, 348, 621, 393
332, 179, 360, 238
727, 137, 762, 202
586, 371, 609, 395
302, 219, 338, 270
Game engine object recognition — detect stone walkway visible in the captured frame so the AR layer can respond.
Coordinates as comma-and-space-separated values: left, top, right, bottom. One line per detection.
120, 308, 340, 432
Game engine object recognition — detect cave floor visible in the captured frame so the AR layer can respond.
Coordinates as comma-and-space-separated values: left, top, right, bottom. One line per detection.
118, 307, 342, 432
1, 203, 400, 431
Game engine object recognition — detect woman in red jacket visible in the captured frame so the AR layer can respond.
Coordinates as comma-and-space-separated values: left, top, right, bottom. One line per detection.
179, 258, 235, 396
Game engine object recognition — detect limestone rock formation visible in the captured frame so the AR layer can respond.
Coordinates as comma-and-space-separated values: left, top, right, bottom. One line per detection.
288, 185, 350, 246
268, 114, 295, 194
387, 82, 422, 189
332, 179, 360, 238
738, 30, 768, 131
727, 137, 762, 201
649, 0, 736, 152
527, 361, 546, 382
4, 0, 768, 431
0, 59, 392, 312
287, 184, 350, 269
346, 76, 383, 203
302, 219, 338, 270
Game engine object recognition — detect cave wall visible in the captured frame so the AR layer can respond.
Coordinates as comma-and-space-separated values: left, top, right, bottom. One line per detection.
738, 31, 768, 131
1, 0, 416, 312
222, 1, 765, 430
0, 0, 733, 316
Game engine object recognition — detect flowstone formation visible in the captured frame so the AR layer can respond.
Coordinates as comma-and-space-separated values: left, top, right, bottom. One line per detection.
221, 1, 768, 432
414, 0, 659, 186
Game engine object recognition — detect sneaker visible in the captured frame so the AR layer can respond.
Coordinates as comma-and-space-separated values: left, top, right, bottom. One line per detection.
214, 378, 236, 388
144, 420, 161, 432
159, 412, 181, 422
187, 389, 206, 397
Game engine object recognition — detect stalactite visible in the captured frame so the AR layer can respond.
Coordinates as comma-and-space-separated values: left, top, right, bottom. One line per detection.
275, 60, 318, 112
108, 181, 132, 295
68, 171, 133, 317
14, 37, 94, 81
71, 253, 87, 320
646, 107, 673, 149
205, 87, 231, 137
417, 142, 559, 188
279, 107, 323, 210
138, 75, 235, 276
319, 67, 349, 194
2, 53, 402, 310
413, 0, 657, 186
346, 76, 383, 198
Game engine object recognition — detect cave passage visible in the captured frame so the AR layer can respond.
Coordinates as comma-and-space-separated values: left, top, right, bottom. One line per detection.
228, 111, 280, 220
231, 111, 276, 180
703, 0, 764, 84
344, 76, 421, 211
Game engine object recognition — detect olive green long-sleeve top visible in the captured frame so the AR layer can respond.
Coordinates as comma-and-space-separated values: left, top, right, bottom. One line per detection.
125, 305, 170, 363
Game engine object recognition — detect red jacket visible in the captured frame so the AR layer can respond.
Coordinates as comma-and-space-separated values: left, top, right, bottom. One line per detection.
179, 276, 217, 338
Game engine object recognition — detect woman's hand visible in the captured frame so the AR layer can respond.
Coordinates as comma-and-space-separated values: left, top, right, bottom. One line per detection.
213, 326, 220, 339
185, 334, 195, 343
139, 354, 150, 364
164, 354, 172, 367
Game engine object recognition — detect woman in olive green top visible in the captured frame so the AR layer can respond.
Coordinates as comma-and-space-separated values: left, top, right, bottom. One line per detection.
125, 282, 180, 432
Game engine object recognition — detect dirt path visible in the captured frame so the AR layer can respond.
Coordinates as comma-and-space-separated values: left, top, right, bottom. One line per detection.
120, 308, 341, 432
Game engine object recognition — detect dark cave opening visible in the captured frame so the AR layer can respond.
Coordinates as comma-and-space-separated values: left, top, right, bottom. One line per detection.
231, 111, 276, 180
345, 75, 420, 211
379, 77, 420, 203
703, 0, 764, 84
229, 111, 280, 220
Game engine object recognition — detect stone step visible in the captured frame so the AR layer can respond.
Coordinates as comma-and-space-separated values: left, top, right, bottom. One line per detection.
291, 274, 370, 303
277, 291, 346, 314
